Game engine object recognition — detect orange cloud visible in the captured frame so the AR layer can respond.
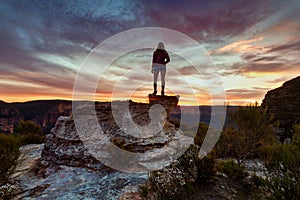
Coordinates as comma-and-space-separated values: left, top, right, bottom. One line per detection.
213, 36, 264, 54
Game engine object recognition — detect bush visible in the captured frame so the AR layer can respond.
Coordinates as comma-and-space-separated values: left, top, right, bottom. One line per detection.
196, 156, 216, 184
258, 124, 300, 199
144, 145, 216, 199
218, 160, 248, 181
216, 103, 276, 165
139, 184, 150, 199
259, 143, 300, 200
0, 134, 20, 183
14, 120, 44, 144
292, 123, 300, 147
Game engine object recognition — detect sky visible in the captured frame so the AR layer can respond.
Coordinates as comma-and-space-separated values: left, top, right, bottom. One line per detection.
0, 0, 300, 105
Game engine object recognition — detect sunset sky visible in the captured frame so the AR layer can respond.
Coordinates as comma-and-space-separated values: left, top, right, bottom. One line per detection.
0, 0, 300, 105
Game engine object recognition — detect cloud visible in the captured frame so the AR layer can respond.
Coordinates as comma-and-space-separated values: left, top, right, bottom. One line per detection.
226, 88, 266, 100
141, 0, 275, 41
241, 53, 257, 60
266, 77, 290, 84
267, 40, 300, 53
0, 0, 299, 105
177, 66, 199, 76
252, 56, 279, 62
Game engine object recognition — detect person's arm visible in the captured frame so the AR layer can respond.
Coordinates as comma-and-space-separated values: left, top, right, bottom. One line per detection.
164, 51, 170, 64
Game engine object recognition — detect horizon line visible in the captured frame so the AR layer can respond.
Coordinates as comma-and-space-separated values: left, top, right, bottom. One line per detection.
0, 98, 260, 107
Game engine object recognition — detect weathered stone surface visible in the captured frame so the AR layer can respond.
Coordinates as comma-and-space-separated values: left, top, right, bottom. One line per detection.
10, 144, 44, 180
40, 116, 104, 171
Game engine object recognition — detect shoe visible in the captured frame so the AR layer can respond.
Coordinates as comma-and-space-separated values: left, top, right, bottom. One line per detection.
161, 86, 165, 96
152, 83, 157, 95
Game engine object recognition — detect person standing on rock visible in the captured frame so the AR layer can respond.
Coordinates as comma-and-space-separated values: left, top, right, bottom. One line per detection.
151, 42, 170, 96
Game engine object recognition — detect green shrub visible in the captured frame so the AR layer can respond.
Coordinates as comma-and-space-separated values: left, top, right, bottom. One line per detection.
139, 184, 150, 199
216, 104, 276, 165
292, 123, 300, 147
250, 174, 265, 188
218, 160, 248, 181
14, 120, 44, 144
145, 145, 216, 199
0, 134, 20, 183
196, 156, 216, 184
259, 142, 300, 200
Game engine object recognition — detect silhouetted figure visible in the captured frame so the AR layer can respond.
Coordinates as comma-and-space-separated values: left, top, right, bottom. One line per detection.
151, 42, 170, 96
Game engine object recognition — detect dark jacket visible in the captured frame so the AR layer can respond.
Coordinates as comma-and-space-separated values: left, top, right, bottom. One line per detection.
152, 49, 170, 65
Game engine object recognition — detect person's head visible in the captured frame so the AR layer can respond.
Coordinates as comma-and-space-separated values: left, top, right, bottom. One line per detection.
157, 42, 165, 50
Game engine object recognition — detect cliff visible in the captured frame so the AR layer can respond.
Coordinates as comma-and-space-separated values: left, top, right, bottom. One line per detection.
0, 100, 23, 133
0, 100, 72, 133
262, 76, 300, 139
14, 100, 72, 133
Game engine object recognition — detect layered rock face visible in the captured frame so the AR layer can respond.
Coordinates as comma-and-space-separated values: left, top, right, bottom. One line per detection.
40, 98, 193, 172
0, 101, 23, 133
0, 100, 72, 133
14, 97, 193, 199
262, 76, 300, 139
15, 100, 72, 133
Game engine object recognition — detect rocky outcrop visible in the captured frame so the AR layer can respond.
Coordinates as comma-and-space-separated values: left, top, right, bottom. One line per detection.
11, 97, 194, 199
10, 144, 147, 200
262, 76, 300, 140
148, 95, 179, 119
39, 98, 192, 172
40, 116, 106, 172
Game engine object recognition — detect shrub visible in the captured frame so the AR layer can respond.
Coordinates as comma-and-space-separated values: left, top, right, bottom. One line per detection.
145, 145, 216, 199
196, 156, 216, 184
216, 103, 276, 165
14, 120, 44, 144
292, 123, 300, 147
0, 134, 20, 183
260, 124, 300, 199
218, 160, 248, 181
138, 184, 150, 199
259, 142, 300, 199
251, 174, 265, 188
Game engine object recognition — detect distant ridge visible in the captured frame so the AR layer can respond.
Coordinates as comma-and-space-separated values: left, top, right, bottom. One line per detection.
0, 99, 238, 134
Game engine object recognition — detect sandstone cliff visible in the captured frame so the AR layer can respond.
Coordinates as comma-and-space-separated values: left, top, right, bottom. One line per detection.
262, 76, 300, 140
0, 100, 72, 133
0, 100, 23, 133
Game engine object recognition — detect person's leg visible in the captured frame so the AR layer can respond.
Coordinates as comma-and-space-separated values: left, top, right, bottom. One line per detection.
161, 70, 166, 96
153, 70, 159, 95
